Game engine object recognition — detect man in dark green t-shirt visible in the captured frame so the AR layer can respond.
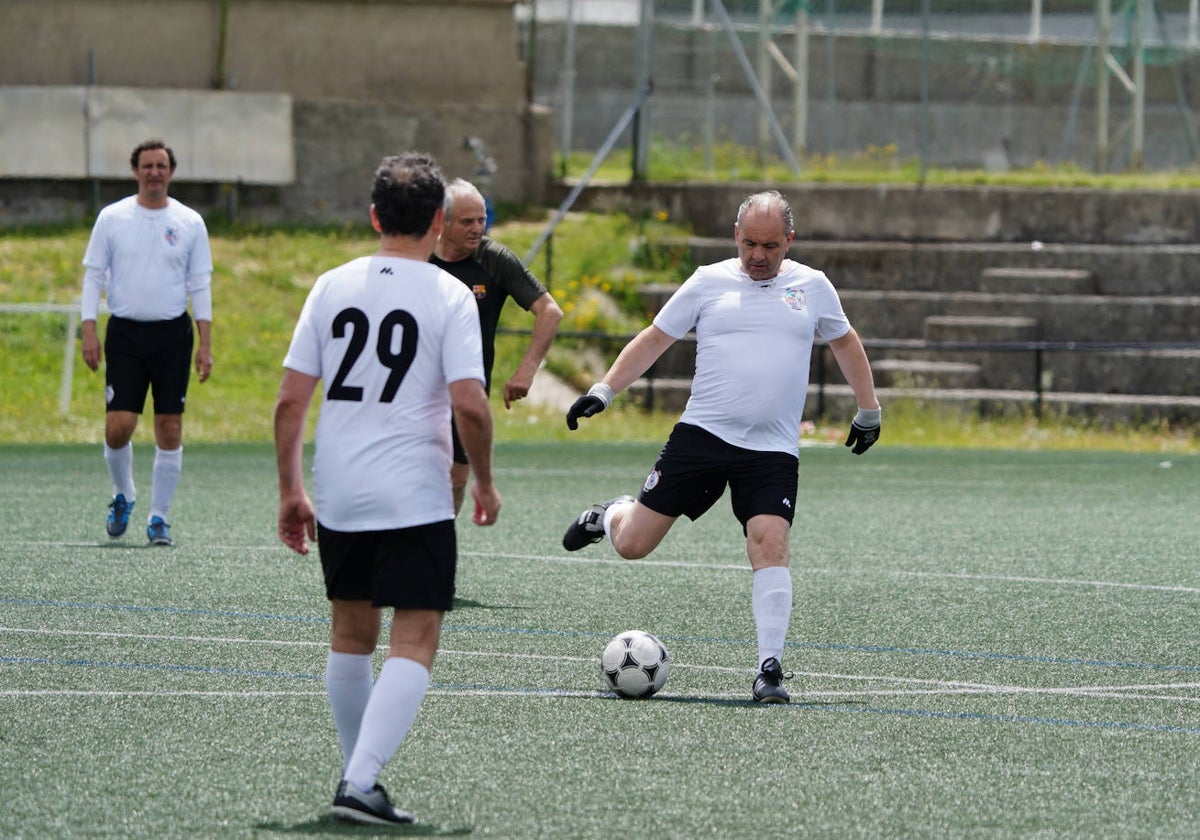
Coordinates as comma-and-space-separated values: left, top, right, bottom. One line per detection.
432, 178, 563, 513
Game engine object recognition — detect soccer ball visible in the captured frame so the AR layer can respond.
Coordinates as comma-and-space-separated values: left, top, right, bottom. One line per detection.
601, 630, 670, 698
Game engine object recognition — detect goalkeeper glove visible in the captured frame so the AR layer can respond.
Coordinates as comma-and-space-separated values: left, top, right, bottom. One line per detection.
844, 407, 881, 455
566, 383, 614, 430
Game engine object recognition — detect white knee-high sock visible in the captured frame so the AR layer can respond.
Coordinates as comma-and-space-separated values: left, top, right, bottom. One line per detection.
752, 566, 793, 668
602, 498, 634, 539
104, 442, 135, 500
344, 657, 430, 793
325, 651, 374, 773
150, 446, 182, 522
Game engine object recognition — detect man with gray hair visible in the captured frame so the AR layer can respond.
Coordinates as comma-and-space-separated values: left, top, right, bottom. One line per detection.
560, 189, 880, 704
431, 178, 562, 514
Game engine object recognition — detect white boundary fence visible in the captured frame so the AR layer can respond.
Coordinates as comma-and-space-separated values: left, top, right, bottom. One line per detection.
0, 302, 105, 417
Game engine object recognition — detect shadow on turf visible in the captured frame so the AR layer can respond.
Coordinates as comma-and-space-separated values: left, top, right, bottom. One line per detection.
624, 693, 865, 710
256, 814, 472, 836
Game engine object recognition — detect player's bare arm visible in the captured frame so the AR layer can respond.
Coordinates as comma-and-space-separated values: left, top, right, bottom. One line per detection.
504, 292, 563, 409
566, 325, 677, 430
450, 377, 501, 526
195, 319, 213, 382
828, 328, 882, 454
274, 368, 319, 553
81, 319, 102, 371
827, 328, 879, 410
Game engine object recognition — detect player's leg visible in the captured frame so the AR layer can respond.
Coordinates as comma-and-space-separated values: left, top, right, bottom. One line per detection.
145, 318, 192, 544
732, 452, 798, 703
562, 422, 722, 555
333, 522, 455, 826
101, 318, 148, 537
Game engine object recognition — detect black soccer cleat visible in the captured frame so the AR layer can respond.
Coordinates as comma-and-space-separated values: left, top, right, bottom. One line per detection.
331, 779, 415, 826
562, 495, 634, 551
752, 656, 792, 704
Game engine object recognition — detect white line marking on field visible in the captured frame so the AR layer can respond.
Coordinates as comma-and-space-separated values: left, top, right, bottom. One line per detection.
0, 626, 325, 647
4, 543, 1198, 596
893, 569, 1200, 595
0, 690, 325, 698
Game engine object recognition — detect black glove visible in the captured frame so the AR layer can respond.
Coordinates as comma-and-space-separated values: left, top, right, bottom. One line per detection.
844, 407, 881, 455
566, 395, 607, 430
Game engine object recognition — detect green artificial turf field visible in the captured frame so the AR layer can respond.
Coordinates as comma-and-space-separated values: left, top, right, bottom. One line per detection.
2, 441, 1198, 838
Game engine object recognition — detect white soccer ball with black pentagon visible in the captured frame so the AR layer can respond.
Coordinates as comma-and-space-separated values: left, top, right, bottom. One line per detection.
601, 630, 670, 698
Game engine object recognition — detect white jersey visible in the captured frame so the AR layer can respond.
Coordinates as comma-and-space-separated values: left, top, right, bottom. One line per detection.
653, 257, 851, 455
283, 255, 485, 531
81, 196, 213, 321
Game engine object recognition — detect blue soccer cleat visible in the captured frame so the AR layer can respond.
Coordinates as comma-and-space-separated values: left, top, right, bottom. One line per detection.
106, 494, 134, 538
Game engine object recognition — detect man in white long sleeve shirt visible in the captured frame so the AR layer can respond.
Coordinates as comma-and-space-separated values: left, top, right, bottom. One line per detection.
561, 190, 881, 704
80, 139, 213, 547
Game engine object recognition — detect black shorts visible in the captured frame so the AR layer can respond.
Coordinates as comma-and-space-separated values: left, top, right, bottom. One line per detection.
316, 519, 457, 611
104, 314, 194, 415
637, 423, 799, 530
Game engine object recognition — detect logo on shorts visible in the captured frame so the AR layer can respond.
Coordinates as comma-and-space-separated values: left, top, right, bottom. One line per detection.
164, 226, 179, 246
782, 289, 806, 311
642, 468, 660, 493
105, 385, 114, 405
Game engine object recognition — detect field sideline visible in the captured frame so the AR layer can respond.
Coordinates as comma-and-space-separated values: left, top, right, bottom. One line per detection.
2, 440, 1199, 838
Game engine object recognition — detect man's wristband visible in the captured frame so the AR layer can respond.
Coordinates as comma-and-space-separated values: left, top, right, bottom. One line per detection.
587, 383, 615, 407
854, 407, 881, 427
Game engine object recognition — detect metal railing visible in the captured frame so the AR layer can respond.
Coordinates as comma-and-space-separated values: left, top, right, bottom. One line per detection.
502, 327, 1200, 419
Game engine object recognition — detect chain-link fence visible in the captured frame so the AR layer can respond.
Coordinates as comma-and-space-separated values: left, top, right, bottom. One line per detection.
521, 0, 1200, 176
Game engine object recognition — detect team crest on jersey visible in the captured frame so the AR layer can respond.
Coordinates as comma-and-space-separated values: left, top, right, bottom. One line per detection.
472, 284, 487, 299
164, 227, 179, 246
782, 288, 806, 310
642, 468, 660, 493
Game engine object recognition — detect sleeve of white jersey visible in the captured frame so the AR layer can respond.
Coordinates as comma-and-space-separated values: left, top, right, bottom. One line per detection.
443, 284, 486, 386
812, 272, 852, 341
651, 271, 703, 340
281, 283, 324, 377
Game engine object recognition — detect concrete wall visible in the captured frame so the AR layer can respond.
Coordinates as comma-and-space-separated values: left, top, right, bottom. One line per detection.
0, 0, 554, 223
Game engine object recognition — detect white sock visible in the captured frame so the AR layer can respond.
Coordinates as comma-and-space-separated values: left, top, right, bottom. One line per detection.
150, 446, 182, 522
325, 651, 374, 773
344, 657, 430, 793
104, 442, 135, 500
602, 498, 634, 539
752, 566, 793, 668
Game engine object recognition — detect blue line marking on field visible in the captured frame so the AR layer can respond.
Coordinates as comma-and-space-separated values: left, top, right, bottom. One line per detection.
0, 655, 320, 681
7, 596, 1200, 676
814, 703, 1200, 735
0, 597, 328, 625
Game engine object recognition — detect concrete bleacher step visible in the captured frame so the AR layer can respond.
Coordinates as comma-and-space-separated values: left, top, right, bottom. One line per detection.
871, 358, 982, 389
626, 379, 1200, 424
924, 315, 1040, 343
979, 267, 1097, 295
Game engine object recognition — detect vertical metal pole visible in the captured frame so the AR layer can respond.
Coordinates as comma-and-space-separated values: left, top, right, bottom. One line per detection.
871, 0, 883, 34
632, 0, 654, 181
793, 3, 809, 158
756, 0, 773, 165
1131, 0, 1146, 170
704, 17, 717, 174
918, 0, 930, 183
825, 0, 837, 156
1190, 0, 1198, 49
1029, 0, 1042, 42
1096, 0, 1110, 172
560, 0, 577, 177
87, 50, 99, 216
1034, 345, 1044, 420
